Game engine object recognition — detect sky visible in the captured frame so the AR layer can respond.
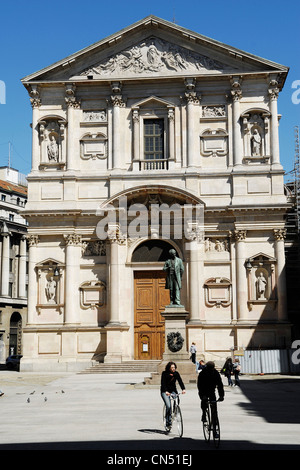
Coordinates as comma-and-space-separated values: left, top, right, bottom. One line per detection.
0, 0, 299, 181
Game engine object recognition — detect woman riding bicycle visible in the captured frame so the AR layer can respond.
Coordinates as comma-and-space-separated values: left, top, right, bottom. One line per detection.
160, 361, 186, 431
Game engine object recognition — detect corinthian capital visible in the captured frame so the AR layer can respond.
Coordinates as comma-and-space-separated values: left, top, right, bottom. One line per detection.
27, 234, 39, 246
64, 233, 82, 246
233, 230, 247, 242
230, 76, 242, 102
273, 228, 286, 241
268, 80, 279, 101
110, 94, 126, 107
65, 84, 81, 108
29, 85, 41, 108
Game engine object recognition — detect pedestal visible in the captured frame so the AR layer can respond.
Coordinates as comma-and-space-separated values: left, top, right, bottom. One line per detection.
157, 305, 196, 381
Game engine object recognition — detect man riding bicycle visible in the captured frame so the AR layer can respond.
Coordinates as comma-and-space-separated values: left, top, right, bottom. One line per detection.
197, 361, 224, 427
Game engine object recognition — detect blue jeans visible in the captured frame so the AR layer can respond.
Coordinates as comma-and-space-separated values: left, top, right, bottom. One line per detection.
161, 392, 172, 426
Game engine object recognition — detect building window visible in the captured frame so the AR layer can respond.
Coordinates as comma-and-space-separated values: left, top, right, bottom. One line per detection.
9, 214, 14, 222
1, 194, 6, 202
144, 119, 164, 166
9, 283, 13, 297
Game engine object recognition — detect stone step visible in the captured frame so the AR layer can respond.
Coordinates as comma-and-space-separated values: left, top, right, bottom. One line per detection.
79, 360, 161, 374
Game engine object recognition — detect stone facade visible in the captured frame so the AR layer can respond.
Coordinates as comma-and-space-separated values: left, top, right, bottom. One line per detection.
0, 167, 28, 361
21, 16, 291, 371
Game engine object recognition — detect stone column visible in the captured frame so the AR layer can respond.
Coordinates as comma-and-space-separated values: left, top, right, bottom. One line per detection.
231, 77, 243, 167
268, 80, 280, 167
185, 78, 200, 168
168, 107, 175, 162
64, 234, 82, 324
132, 108, 140, 170
65, 84, 80, 171
29, 85, 41, 172
111, 82, 125, 170
185, 234, 204, 323
18, 235, 27, 298
1, 229, 10, 297
274, 229, 287, 321
234, 230, 248, 320
27, 235, 39, 324
106, 224, 127, 325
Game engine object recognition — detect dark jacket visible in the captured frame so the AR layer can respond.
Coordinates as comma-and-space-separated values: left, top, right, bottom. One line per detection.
161, 370, 185, 394
222, 360, 233, 376
197, 367, 224, 400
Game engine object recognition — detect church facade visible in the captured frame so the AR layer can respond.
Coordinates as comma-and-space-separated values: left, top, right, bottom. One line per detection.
21, 16, 291, 371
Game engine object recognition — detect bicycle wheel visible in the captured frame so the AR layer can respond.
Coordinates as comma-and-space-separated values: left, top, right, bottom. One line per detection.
202, 408, 211, 443
174, 405, 183, 438
212, 415, 220, 448
163, 404, 169, 432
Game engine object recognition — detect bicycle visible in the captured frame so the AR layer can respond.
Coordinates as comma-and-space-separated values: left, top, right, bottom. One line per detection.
202, 398, 221, 448
163, 392, 183, 438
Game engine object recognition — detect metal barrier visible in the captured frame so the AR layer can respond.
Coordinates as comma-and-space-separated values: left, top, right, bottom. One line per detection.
239, 349, 300, 374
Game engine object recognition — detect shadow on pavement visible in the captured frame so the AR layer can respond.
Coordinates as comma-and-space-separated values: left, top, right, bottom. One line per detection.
237, 377, 300, 424
0, 438, 299, 450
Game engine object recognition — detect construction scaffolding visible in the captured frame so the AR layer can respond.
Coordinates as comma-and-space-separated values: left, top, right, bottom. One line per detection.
294, 125, 300, 232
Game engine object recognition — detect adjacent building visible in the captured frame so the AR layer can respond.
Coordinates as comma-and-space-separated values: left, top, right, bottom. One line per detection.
0, 166, 28, 361
20, 16, 291, 371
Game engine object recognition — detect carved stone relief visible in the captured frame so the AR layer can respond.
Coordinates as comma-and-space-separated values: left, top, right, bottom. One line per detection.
82, 110, 107, 123
82, 240, 106, 256
204, 237, 230, 252
81, 37, 234, 78
202, 105, 226, 118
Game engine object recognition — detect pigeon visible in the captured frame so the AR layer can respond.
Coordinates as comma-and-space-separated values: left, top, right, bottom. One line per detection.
27, 398, 30, 403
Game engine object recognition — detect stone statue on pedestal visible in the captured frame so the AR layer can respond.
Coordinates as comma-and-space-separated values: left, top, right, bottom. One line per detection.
163, 249, 184, 306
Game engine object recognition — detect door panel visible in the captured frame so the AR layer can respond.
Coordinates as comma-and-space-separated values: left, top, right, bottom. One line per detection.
134, 271, 168, 360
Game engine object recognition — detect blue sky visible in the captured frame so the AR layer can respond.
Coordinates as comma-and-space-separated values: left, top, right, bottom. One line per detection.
0, 0, 299, 181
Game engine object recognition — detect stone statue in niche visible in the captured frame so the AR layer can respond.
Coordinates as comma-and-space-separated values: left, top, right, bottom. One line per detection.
45, 276, 57, 303
47, 135, 59, 162
256, 272, 267, 300
251, 129, 262, 156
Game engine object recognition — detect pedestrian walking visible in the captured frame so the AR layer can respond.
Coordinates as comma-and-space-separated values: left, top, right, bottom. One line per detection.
233, 358, 241, 386
221, 357, 233, 386
190, 342, 197, 364
197, 359, 205, 373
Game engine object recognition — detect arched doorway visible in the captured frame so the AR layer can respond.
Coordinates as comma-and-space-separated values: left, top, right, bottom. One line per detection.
133, 240, 177, 360
9, 312, 22, 356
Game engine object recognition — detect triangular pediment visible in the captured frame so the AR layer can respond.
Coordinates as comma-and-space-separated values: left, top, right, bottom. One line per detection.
77, 35, 237, 79
21, 15, 288, 84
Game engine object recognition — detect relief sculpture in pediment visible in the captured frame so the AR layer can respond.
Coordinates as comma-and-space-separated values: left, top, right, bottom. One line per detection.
81, 37, 232, 77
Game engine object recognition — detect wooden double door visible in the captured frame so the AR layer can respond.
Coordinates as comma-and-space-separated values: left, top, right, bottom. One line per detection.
134, 271, 170, 360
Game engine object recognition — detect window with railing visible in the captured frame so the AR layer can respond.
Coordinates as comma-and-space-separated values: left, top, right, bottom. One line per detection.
143, 119, 167, 170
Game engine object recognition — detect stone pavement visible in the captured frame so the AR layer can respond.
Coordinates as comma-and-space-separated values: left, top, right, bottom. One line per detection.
0, 369, 299, 451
